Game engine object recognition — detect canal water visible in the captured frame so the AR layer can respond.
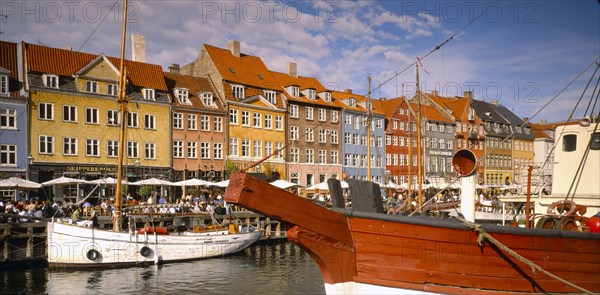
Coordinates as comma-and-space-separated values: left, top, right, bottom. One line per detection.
0, 242, 325, 295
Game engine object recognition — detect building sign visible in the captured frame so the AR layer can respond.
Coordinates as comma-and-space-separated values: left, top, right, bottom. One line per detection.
429, 150, 453, 156
65, 165, 117, 174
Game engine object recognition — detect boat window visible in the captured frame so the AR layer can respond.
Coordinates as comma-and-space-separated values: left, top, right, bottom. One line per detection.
562, 134, 577, 152
591, 132, 600, 150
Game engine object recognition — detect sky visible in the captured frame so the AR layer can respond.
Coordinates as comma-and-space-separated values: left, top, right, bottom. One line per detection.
1, 0, 598, 123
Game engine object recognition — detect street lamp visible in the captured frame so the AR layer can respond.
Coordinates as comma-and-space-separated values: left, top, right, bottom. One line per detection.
26, 154, 34, 201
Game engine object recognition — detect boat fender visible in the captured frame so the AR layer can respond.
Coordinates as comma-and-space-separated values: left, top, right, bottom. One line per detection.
547, 200, 577, 217
586, 212, 600, 233
140, 246, 152, 257
86, 249, 101, 261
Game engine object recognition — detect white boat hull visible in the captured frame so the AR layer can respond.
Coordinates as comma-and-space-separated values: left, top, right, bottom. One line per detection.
47, 221, 262, 267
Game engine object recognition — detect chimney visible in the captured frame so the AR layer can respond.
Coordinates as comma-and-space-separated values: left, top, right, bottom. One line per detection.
523, 117, 529, 123
491, 99, 499, 106
287, 62, 297, 78
431, 90, 438, 96
228, 40, 240, 58
131, 34, 146, 63
463, 90, 473, 100
63, 45, 72, 51
344, 89, 352, 94
168, 64, 180, 75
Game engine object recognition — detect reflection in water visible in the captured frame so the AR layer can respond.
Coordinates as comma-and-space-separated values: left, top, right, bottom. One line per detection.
1, 242, 324, 295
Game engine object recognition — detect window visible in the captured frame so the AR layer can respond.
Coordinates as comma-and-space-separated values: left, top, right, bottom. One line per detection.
63, 137, 77, 155
63, 105, 77, 122
253, 140, 262, 157
264, 90, 277, 104
200, 142, 210, 159
305, 107, 314, 120
107, 84, 118, 96
468, 108, 475, 121
185, 114, 197, 130
264, 114, 272, 129
175, 88, 189, 103
331, 110, 339, 123
198, 115, 208, 131
241, 139, 250, 157
440, 124, 445, 133
376, 118, 383, 129
253, 113, 262, 128
330, 150, 338, 164
290, 126, 299, 140
307, 89, 316, 100
232, 84, 245, 99
318, 129, 327, 143
241, 111, 250, 126
275, 116, 283, 130
345, 133, 351, 144
214, 117, 223, 132
306, 149, 314, 164
591, 133, 600, 150
354, 116, 360, 129
0, 145, 16, 165
85, 108, 99, 124
127, 141, 139, 158
0, 75, 8, 95
318, 109, 326, 122
290, 148, 299, 163
291, 86, 299, 97
265, 141, 273, 157
0, 109, 16, 129
187, 141, 197, 158
344, 154, 351, 166
86, 81, 98, 93
229, 109, 238, 125
348, 98, 356, 108
324, 92, 332, 102
86, 139, 100, 156
145, 114, 156, 130
201, 93, 215, 107
173, 112, 183, 129
306, 128, 314, 142
562, 134, 577, 152
145, 142, 156, 159
43, 74, 59, 88
331, 130, 339, 144
127, 112, 138, 128
143, 88, 155, 100
318, 150, 327, 164
290, 105, 299, 118
345, 114, 352, 125
107, 109, 119, 126
229, 138, 238, 156
214, 143, 223, 159
39, 135, 54, 154
276, 142, 284, 159
107, 140, 119, 157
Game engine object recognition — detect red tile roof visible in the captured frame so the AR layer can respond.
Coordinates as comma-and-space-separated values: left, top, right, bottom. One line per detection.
0, 41, 22, 98
24, 42, 167, 90
375, 96, 409, 118
164, 72, 224, 111
409, 102, 454, 123
204, 44, 279, 91
270, 70, 344, 108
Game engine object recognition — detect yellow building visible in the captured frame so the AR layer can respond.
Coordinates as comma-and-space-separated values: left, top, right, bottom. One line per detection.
24, 42, 171, 198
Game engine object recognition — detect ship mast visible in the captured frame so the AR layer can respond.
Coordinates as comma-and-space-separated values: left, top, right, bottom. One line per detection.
367, 75, 372, 181
415, 58, 423, 211
406, 96, 413, 199
114, 0, 129, 232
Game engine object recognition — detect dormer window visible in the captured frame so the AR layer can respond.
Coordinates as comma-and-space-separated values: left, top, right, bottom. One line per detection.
0, 75, 8, 95
307, 89, 316, 100
86, 81, 98, 93
264, 90, 277, 104
107, 84, 118, 96
348, 98, 356, 108
201, 92, 216, 108
175, 88, 190, 104
43, 74, 59, 88
143, 88, 155, 100
232, 84, 244, 99
291, 86, 299, 97
324, 92, 331, 102
468, 108, 475, 121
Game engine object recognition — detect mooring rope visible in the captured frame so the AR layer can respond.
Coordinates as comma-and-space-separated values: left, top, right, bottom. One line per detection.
457, 217, 593, 294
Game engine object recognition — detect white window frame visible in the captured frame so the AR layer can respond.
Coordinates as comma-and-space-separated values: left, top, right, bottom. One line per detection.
229, 138, 238, 156
187, 141, 197, 159
200, 142, 210, 159
173, 112, 183, 129
175, 88, 190, 104
290, 105, 299, 118
331, 130, 339, 144
85, 107, 99, 124
0, 75, 8, 95
241, 139, 250, 157
306, 128, 314, 142
145, 142, 156, 159
331, 110, 338, 123
86, 138, 100, 157
275, 116, 283, 130
143, 88, 156, 101
306, 149, 314, 164
318, 109, 326, 122
201, 92, 215, 107
107, 83, 118, 96
0, 144, 16, 166
214, 117, 223, 132
127, 141, 139, 158
107, 109, 119, 126
229, 109, 238, 125
213, 142, 223, 159
39, 135, 54, 155
43, 74, 59, 88
253, 140, 262, 158
232, 84, 245, 99
86, 80, 98, 93
253, 113, 262, 128
63, 137, 77, 156
241, 110, 250, 127
62, 105, 77, 122
127, 112, 139, 128
145, 114, 156, 130
187, 114, 198, 130
305, 106, 314, 120
330, 150, 338, 164
264, 90, 277, 104
0, 109, 16, 129
264, 114, 272, 129
173, 140, 184, 158
200, 115, 210, 131
107, 140, 119, 157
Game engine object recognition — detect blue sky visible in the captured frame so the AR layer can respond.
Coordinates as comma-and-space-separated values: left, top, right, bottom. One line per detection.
1, 0, 598, 122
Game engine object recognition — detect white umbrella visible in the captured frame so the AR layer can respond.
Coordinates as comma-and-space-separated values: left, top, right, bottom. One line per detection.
212, 179, 229, 188
306, 180, 349, 190
130, 177, 173, 186
381, 180, 401, 189
0, 177, 42, 189
173, 178, 212, 186
42, 176, 87, 186
87, 177, 129, 185
269, 180, 302, 189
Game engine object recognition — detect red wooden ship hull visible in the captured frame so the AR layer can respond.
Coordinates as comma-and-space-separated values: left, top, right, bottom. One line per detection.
224, 172, 600, 294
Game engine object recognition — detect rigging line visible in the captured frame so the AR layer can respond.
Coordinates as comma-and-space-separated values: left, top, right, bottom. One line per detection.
583, 69, 600, 117
78, 0, 120, 52
368, 0, 498, 96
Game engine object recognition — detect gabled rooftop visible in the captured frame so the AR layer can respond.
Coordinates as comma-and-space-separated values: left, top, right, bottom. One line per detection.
0, 40, 23, 99
164, 72, 224, 111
